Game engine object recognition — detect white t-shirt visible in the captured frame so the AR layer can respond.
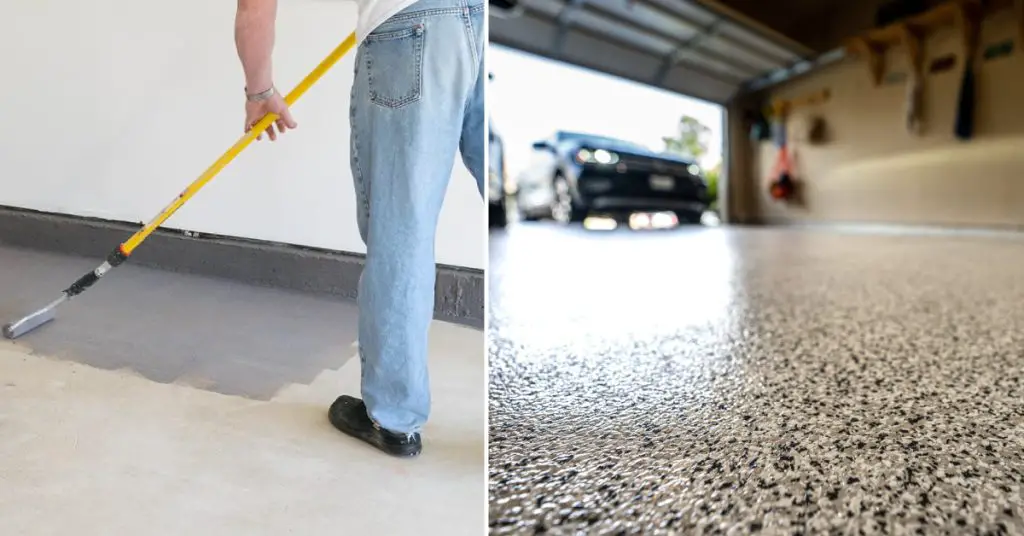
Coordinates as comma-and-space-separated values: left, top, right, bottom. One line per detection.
356, 0, 421, 43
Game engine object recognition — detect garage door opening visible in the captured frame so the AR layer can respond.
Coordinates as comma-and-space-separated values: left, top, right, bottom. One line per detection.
488, 44, 726, 232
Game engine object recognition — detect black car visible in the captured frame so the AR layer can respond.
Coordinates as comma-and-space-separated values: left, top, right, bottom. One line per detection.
488, 116, 508, 228
487, 72, 509, 229
516, 131, 710, 224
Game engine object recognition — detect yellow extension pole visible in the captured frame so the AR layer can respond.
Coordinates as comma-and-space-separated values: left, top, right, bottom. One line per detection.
121, 32, 357, 255
0, 32, 358, 340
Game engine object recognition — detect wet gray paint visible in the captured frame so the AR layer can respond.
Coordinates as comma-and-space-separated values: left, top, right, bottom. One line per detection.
0, 245, 364, 400
488, 223, 1024, 535
0, 205, 483, 327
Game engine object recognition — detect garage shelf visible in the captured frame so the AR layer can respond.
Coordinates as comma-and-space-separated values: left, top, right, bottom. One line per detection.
844, 0, 1017, 86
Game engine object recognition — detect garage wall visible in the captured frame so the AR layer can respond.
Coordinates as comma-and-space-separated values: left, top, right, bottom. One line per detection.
1, 0, 484, 270
732, 7, 1024, 229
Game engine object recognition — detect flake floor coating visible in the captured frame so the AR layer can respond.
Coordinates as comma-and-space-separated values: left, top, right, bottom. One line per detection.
0, 245, 485, 535
487, 223, 1024, 535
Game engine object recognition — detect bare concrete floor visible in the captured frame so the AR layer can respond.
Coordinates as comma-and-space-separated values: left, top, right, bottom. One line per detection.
488, 223, 1024, 535
0, 245, 484, 535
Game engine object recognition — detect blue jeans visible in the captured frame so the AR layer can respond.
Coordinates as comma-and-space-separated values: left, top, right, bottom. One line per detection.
349, 0, 485, 434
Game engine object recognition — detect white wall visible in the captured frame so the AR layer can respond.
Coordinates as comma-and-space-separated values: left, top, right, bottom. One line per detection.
1, 0, 484, 269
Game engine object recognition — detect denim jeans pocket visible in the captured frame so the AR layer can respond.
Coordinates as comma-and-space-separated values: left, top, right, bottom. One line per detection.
364, 23, 426, 109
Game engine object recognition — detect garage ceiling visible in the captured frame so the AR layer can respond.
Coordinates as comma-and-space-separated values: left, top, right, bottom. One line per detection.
489, 0, 818, 103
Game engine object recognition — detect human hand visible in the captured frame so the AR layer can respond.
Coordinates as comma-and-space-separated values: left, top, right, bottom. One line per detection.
245, 89, 297, 142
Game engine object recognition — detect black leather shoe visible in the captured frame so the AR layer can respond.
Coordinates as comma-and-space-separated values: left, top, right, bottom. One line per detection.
327, 395, 422, 458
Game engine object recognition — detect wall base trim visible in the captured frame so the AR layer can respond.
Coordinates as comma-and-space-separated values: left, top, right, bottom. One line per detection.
756, 218, 1024, 239
0, 206, 483, 328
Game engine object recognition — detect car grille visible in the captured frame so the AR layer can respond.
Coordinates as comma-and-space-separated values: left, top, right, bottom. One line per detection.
618, 156, 693, 177
579, 165, 704, 200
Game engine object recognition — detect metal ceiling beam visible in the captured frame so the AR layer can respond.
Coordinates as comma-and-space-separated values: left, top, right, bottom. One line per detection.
579, 3, 764, 78
553, 0, 588, 56
517, 3, 746, 86
687, 0, 815, 58
631, 0, 794, 66
738, 46, 847, 94
655, 19, 722, 85
561, 0, 761, 79
581, 2, 765, 78
489, 38, 733, 104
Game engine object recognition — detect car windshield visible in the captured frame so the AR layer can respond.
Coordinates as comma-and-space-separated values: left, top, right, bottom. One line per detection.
555, 132, 650, 153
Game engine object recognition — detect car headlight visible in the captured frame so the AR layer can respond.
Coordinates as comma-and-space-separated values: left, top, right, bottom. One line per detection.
687, 164, 702, 176
575, 148, 620, 165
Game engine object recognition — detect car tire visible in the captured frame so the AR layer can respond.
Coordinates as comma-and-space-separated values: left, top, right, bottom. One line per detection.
489, 199, 507, 229
568, 204, 586, 223
676, 210, 703, 225
552, 174, 586, 224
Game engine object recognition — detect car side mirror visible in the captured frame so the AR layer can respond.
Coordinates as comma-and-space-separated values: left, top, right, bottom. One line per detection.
531, 141, 553, 152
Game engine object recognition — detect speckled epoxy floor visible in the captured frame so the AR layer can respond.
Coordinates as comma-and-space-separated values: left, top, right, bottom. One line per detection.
488, 223, 1024, 535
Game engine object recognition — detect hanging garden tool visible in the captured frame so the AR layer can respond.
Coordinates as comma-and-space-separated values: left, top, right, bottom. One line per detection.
954, 1, 981, 140
766, 89, 830, 202
747, 109, 772, 141
899, 24, 925, 135
767, 101, 795, 201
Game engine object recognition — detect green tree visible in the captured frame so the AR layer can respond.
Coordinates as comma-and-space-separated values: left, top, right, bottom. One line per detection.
662, 115, 711, 161
705, 163, 721, 212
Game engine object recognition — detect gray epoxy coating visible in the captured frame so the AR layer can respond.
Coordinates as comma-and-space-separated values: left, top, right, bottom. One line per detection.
488, 223, 1024, 535
0, 245, 361, 399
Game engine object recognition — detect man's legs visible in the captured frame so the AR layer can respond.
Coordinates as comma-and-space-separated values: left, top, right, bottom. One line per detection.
330, 0, 484, 456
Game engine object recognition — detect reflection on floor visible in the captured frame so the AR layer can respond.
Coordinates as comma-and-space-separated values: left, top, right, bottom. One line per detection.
0, 245, 484, 535
488, 222, 1024, 535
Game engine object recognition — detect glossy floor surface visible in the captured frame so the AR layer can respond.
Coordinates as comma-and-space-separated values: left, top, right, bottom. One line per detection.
0, 245, 485, 535
488, 223, 1024, 535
